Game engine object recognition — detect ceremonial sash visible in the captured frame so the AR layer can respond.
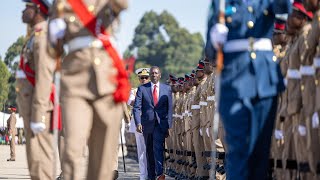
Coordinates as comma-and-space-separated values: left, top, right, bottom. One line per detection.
67, 0, 130, 103
19, 55, 62, 131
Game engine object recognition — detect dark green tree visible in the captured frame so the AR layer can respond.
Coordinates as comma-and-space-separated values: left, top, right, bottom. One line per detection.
126, 10, 204, 80
0, 58, 10, 109
4, 36, 26, 107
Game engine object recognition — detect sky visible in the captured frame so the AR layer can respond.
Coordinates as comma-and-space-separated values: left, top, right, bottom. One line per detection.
0, 0, 210, 59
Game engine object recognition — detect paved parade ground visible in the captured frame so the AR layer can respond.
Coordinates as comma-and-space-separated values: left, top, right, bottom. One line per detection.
0, 145, 173, 180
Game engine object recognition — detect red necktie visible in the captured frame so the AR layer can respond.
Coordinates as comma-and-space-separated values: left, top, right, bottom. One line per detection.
153, 84, 158, 106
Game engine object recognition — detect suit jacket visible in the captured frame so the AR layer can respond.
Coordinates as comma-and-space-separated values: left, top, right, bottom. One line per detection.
133, 82, 173, 133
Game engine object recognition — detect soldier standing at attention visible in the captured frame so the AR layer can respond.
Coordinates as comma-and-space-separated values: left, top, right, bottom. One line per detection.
208, 0, 291, 179
127, 68, 150, 180
48, 0, 130, 179
191, 61, 209, 180
18, 1, 56, 179
6, 106, 17, 162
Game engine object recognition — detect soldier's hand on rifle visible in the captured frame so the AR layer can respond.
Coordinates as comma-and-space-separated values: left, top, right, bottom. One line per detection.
210, 23, 229, 49
136, 124, 143, 133
30, 122, 46, 135
49, 18, 66, 45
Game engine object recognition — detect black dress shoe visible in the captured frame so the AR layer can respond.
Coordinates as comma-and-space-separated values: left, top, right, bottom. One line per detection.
113, 170, 118, 179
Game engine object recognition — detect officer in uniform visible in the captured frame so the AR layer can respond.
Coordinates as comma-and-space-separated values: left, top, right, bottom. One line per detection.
127, 68, 150, 180
199, 58, 213, 174
175, 77, 185, 178
286, 2, 314, 179
191, 61, 209, 179
48, 0, 130, 179
187, 71, 197, 179
270, 19, 289, 179
6, 106, 17, 162
167, 75, 179, 177
18, 1, 56, 179
181, 74, 192, 179
302, 1, 320, 178
208, 0, 291, 179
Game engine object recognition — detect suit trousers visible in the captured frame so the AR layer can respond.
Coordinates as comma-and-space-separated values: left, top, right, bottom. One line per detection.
219, 96, 277, 180
135, 131, 148, 180
61, 95, 122, 180
143, 122, 166, 179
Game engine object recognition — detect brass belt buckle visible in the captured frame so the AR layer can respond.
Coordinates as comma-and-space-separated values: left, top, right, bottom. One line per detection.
248, 37, 254, 52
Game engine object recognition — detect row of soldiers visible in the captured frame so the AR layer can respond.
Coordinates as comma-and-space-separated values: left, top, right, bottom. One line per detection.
270, 0, 320, 179
163, 59, 226, 180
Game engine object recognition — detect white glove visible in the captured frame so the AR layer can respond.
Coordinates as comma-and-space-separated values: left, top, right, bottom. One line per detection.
199, 129, 203, 136
312, 112, 319, 128
30, 122, 46, 135
49, 18, 67, 45
210, 23, 229, 49
206, 128, 210, 137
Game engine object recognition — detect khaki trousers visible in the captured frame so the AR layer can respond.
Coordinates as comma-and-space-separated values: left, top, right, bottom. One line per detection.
192, 128, 208, 177
24, 113, 54, 180
62, 95, 122, 180
10, 132, 16, 159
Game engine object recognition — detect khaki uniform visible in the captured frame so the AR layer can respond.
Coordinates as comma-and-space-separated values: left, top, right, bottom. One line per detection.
175, 93, 185, 174
278, 36, 299, 180
300, 22, 320, 177
191, 77, 208, 177
302, 11, 320, 179
50, 1, 127, 179
7, 113, 16, 160
271, 42, 289, 179
17, 21, 55, 180
171, 93, 179, 172
289, 25, 312, 179
200, 75, 211, 153
184, 87, 196, 177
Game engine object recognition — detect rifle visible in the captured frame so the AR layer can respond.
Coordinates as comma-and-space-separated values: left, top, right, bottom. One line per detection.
210, 0, 225, 179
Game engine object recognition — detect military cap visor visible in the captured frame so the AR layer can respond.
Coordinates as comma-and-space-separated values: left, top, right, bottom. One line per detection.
135, 68, 150, 76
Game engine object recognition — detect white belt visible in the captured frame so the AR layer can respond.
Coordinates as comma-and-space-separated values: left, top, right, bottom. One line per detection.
207, 96, 215, 101
15, 70, 26, 79
68, 36, 103, 52
223, 38, 272, 53
188, 112, 192, 117
191, 105, 200, 110
173, 114, 177, 118
182, 113, 186, 117
300, 66, 315, 76
287, 69, 301, 79
199, 101, 208, 106
314, 57, 320, 68
178, 115, 183, 119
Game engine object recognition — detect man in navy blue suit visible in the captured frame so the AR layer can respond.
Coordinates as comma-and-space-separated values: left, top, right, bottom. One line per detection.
133, 66, 173, 180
